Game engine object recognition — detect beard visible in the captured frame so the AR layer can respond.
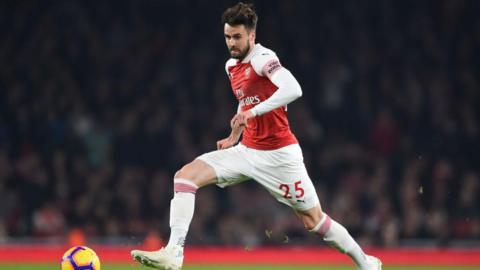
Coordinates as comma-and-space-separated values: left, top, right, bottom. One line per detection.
229, 42, 251, 60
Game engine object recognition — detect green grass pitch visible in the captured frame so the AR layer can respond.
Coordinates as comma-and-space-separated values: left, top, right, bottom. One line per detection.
0, 264, 478, 270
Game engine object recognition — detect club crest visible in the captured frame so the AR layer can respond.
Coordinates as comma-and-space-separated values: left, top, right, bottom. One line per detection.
245, 67, 251, 77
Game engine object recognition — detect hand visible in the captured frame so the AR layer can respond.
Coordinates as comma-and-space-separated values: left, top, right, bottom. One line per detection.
216, 136, 238, 150
220, 111, 254, 150
231, 110, 255, 128
219, 114, 248, 150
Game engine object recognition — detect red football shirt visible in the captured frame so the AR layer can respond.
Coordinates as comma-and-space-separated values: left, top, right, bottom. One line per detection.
226, 44, 298, 150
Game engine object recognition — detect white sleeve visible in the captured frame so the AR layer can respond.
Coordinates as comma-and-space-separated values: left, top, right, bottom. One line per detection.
225, 58, 236, 76
251, 52, 282, 78
250, 67, 302, 116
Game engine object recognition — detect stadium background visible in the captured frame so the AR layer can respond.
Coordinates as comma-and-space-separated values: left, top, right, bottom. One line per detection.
0, 0, 479, 267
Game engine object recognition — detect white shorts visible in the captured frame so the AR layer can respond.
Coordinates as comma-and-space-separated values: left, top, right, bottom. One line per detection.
197, 143, 319, 211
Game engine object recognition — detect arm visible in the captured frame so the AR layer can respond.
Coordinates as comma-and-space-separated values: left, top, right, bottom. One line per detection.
230, 103, 242, 128
229, 122, 244, 142
218, 60, 244, 150
250, 67, 302, 116
217, 104, 245, 150
217, 120, 244, 150
234, 66, 302, 126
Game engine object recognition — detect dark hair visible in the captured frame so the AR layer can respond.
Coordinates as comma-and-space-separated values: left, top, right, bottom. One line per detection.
221, 2, 258, 31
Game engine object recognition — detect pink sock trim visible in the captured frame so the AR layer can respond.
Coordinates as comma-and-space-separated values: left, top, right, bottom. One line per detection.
317, 215, 332, 237
173, 178, 198, 194
174, 183, 198, 193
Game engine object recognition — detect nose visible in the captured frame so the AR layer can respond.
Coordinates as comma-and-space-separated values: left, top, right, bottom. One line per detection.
227, 38, 236, 48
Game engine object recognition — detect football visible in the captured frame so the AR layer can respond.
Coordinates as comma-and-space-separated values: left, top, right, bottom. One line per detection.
61, 246, 101, 270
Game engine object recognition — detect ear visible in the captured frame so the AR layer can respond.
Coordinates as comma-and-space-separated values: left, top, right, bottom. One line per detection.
249, 30, 256, 42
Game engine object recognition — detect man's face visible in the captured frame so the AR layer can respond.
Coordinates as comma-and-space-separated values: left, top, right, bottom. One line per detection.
224, 23, 255, 60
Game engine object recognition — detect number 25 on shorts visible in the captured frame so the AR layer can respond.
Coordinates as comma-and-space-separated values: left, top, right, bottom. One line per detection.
279, 180, 304, 199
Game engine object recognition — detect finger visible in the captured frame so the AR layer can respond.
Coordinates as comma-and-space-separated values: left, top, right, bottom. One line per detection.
233, 114, 240, 122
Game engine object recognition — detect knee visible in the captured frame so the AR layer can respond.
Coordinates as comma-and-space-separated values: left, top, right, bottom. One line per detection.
173, 159, 217, 188
174, 163, 197, 185
175, 161, 200, 180
173, 165, 199, 194
174, 165, 188, 179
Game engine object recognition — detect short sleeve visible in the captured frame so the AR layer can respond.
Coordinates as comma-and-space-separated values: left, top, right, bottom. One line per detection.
251, 52, 283, 79
225, 58, 237, 76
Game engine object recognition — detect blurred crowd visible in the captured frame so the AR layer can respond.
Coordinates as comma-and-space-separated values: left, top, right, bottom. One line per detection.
0, 0, 479, 247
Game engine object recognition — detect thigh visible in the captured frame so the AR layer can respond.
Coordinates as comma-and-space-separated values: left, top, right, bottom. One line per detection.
197, 144, 252, 188
175, 158, 218, 188
251, 144, 320, 211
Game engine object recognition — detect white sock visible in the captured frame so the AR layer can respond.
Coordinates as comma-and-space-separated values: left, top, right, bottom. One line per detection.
311, 215, 368, 268
166, 179, 197, 253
